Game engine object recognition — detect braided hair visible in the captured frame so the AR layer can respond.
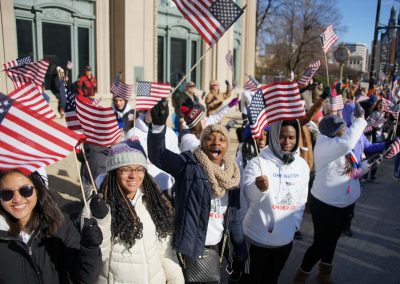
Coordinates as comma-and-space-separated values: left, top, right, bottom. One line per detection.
102, 170, 174, 249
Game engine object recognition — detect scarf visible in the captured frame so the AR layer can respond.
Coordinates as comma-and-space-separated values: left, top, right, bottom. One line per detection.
193, 147, 240, 197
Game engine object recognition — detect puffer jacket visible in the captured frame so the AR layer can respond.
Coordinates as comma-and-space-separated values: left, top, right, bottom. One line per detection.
0, 214, 101, 284
96, 194, 184, 284
148, 126, 248, 264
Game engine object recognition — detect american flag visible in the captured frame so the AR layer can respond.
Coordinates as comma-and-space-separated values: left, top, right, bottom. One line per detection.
329, 95, 344, 111
0, 92, 85, 174
136, 81, 172, 110
364, 116, 387, 134
75, 96, 121, 147
8, 82, 56, 120
173, 0, 244, 46
297, 60, 321, 86
381, 98, 399, 119
243, 75, 260, 92
385, 138, 400, 158
261, 81, 306, 124
246, 89, 268, 138
111, 72, 133, 100
225, 49, 234, 71
391, 84, 400, 98
3, 56, 49, 91
320, 25, 339, 53
61, 80, 83, 132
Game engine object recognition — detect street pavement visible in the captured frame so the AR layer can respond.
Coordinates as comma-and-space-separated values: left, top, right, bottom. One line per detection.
279, 158, 400, 284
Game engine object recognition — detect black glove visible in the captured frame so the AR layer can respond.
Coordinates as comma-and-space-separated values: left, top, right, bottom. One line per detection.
335, 83, 342, 93
225, 80, 230, 86
354, 102, 365, 118
90, 193, 109, 219
227, 261, 244, 282
320, 87, 330, 100
151, 99, 169, 125
81, 218, 103, 248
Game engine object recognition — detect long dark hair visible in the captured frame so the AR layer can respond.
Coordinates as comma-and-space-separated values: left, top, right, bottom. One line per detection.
102, 170, 173, 249
0, 170, 64, 236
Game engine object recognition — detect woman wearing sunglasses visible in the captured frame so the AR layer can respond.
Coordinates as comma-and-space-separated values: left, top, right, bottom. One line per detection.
92, 139, 184, 284
0, 169, 103, 284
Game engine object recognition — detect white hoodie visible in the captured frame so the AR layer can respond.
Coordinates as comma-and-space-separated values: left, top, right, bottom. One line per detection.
125, 116, 180, 191
243, 147, 310, 247
311, 117, 367, 208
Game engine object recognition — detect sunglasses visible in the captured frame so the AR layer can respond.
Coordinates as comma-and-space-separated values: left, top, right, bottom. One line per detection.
0, 185, 35, 202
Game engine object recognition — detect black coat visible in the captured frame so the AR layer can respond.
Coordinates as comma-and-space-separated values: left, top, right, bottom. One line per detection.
0, 215, 101, 284
148, 126, 247, 263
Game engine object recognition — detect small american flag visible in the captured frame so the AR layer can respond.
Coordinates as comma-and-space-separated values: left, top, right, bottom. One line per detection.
329, 95, 344, 111
391, 84, 400, 98
92, 97, 103, 107
62, 80, 83, 132
261, 81, 305, 124
320, 25, 339, 53
381, 98, 399, 120
225, 49, 234, 71
246, 89, 268, 138
173, 0, 244, 46
8, 82, 56, 120
385, 138, 400, 158
136, 81, 172, 110
243, 75, 260, 92
364, 116, 387, 133
75, 96, 121, 147
298, 60, 321, 86
3, 56, 49, 91
0, 92, 85, 174
111, 72, 133, 100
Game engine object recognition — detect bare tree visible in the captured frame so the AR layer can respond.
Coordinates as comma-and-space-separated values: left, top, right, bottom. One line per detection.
256, 0, 343, 78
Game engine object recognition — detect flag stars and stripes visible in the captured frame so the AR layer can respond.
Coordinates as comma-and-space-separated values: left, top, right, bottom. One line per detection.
320, 25, 339, 53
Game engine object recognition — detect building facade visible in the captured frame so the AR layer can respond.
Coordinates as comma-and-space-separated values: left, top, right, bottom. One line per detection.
0, 0, 256, 104
344, 43, 368, 73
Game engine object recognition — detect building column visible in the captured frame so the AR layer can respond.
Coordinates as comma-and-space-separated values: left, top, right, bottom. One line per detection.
241, 0, 256, 84
96, 0, 111, 98
0, 0, 18, 94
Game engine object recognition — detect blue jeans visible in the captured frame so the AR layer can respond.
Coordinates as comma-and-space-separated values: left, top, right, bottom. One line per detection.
394, 153, 400, 178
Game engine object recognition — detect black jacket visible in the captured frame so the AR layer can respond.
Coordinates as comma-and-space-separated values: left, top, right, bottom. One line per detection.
0, 215, 101, 284
148, 126, 247, 263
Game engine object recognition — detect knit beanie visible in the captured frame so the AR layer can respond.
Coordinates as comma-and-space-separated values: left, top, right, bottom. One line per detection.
200, 124, 230, 147
181, 105, 205, 129
106, 140, 147, 172
319, 115, 346, 138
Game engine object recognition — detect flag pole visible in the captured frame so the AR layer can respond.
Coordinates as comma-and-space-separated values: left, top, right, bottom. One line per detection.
324, 51, 330, 87
72, 150, 90, 216
252, 138, 263, 176
171, 45, 214, 95
80, 144, 98, 194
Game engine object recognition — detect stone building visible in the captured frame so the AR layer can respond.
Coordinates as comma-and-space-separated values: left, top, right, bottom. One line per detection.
0, 0, 256, 105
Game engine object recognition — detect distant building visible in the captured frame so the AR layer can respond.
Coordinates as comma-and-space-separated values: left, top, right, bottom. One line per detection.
378, 5, 397, 76
344, 43, 368, 72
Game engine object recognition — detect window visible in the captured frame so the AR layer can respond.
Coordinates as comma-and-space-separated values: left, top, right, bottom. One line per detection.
158, 36, 164, 82
42, 23, 71, 90
78, 27, 90, 75
191, 41, 197, 84
170, 38, 186, 86
16, 19, 34, 58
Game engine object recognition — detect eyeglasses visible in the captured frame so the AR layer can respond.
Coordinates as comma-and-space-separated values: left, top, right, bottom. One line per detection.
117, 166, 146, 176
0, 185, 35, 202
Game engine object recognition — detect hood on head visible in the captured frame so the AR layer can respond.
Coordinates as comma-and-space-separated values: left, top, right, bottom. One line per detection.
268, 119, 300, 164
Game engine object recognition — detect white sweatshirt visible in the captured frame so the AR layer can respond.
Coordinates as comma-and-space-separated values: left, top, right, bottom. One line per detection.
243, 147, 310, 247
311, 117, 367, 208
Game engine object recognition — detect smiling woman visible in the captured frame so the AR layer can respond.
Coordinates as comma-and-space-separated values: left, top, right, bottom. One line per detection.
148, 100, 248, 283
0, 170, 102, 284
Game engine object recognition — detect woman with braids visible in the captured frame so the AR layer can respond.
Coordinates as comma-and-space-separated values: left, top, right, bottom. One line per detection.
148, 100, 248, 283
293, 103, 368, 284
92, 139, 184, 284
0, 169, 102, 284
